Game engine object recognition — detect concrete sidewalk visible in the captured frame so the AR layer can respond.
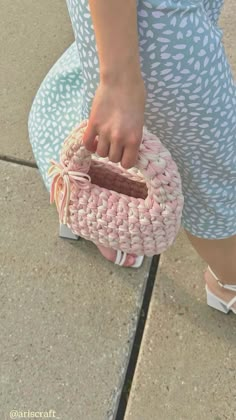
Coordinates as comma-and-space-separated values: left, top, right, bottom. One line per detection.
0, 160, 151, 420
1, 1, 236, 419
125, 229, 236, 420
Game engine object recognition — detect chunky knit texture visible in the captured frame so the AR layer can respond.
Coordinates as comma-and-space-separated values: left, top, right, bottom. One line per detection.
48, 119, 184, 257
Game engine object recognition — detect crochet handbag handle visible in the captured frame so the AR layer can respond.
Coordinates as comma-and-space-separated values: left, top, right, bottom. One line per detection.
48, 119, 178, 223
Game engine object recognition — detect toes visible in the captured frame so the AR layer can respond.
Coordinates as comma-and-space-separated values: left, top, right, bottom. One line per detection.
124, 254, 136, 266
97, 244, 137, 267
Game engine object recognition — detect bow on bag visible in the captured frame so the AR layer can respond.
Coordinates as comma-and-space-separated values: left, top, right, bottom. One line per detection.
47, 159, 91, 224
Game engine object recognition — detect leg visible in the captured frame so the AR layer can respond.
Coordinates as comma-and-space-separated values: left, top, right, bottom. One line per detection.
185, 229, 236, 283
185, 230, 236, 311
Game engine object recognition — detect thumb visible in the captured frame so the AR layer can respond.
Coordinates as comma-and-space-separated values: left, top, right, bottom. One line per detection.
82, 122, 98, 153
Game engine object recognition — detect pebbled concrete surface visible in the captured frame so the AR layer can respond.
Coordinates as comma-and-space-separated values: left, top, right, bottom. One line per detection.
0, 0, 74, 161
125, 228, 236, 420
219, 0, 236, 75
0, 161, 151, 420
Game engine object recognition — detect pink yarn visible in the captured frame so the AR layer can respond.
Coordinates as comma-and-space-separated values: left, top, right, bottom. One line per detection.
48, 119, 184, 257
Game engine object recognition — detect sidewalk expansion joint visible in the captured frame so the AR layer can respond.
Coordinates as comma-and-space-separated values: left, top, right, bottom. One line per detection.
0, 154, 38, 169
115, 254, 160, 420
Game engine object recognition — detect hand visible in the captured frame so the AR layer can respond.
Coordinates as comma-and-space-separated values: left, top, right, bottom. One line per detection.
82, 77, 147, 169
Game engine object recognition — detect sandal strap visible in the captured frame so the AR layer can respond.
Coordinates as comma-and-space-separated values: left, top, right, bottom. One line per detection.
227, 296, 236, 310
208, 266, 236, 292
118, 251, 127, 266
115, 250, 122, 265
115, 250, 127, 266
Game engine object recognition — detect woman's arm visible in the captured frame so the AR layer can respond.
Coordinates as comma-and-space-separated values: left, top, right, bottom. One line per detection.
83, 0, 146, 169
89, 0, 142, 85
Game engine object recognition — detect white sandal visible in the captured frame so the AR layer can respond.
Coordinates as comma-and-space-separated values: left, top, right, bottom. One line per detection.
59, 224, 144, 268
114, 249, 144, 268
206, 266, 236, 314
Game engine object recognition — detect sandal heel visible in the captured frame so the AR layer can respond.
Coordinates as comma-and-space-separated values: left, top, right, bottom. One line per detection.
59, 223, 80, 240
206, 287, 229, 314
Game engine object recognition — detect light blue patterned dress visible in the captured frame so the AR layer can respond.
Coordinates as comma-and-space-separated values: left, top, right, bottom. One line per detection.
28, 0, 236, 239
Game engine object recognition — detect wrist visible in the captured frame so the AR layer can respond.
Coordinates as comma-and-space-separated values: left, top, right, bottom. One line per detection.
100, 66, 145, 89
100, 53, 142, 80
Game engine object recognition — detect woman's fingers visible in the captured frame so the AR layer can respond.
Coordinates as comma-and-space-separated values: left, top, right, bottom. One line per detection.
96, 133, 110, 158
108, 135, 124, 163
83, 123, 141, 169
120, 134, 141, 169
121, 141, 139, 169
86, 128, 124, 163
82, 122, 98, 152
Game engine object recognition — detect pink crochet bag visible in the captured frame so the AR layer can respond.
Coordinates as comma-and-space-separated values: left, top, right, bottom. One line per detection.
47, 119, 184, 257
